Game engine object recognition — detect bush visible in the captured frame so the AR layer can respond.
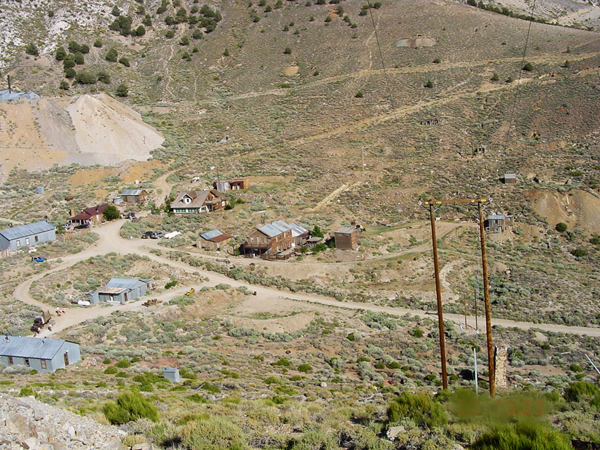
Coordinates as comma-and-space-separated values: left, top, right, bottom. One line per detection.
411, 327, 424, 338
25, 43, 39, 56
471, 420, 573, 450
105, 48, 118, 62
555, 223, 567, 232
76, 71, 97, 84
103, 392, 159, 424
297, 363, 313, 373
387, 392, 447, 428
59, 80, 70, 90
424, 80, 434, 88
97, 71, 111, 84
181, 417, 246, 450
284, 47, 292, 54
272, 357, 292, 367
116, 84, 129, 97
115, 359, 131, 368
165, 280, 178, 289
522, 62, 534, 71
119, 57, 130, 67
104, 366, 118, 374
93, 39, 103, 48
570, 248, 588, 258
355, 91, 364, 98
564, 381, 600, 402
55, 47, 67, 60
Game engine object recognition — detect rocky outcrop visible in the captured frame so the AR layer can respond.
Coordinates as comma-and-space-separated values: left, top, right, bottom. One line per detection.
0, 393, 128, 449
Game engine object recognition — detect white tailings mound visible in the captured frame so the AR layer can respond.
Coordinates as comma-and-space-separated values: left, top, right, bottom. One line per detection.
0, 94, 164, 182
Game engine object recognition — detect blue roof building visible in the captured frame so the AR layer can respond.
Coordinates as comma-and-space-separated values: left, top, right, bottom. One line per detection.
0, 221, 56, 252
0, 336, 80, 373
89, 278, 152, 304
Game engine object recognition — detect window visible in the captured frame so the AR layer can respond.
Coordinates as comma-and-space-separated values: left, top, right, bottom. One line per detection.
24, 358, 30, 367
40, 360, 47, 369
35, 236, 39, 243
7, 356, 13, 365
16, 241, 21, 248
25, 238, 30, 245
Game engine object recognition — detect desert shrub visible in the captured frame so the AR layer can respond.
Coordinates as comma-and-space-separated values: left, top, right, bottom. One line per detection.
181, 417, 246, 450
102, 358, 112, 364
564, 381, 600, 402
201, 382, 221, 394
471, 420, 572, 450
570, 248, 588, 258
355, 91, 363, 98
555, 223, 567, 232
297, 363, 313, 373
284, 47, 292, 54
272, 358, 292, 367
105, 48, 118, 62
116, 359, 131, 368
25, 43, 39, 56
103, 392, 159, 424
104, 366, 118, 374
387, 392, 447, 428
19, 386, 36, 397
119, 57, 130, 67
411, 327, 424, 338
97, 71, 111, 84
165, 280, 178, 289
522, 62, 534, 71
76, 71, 97, 84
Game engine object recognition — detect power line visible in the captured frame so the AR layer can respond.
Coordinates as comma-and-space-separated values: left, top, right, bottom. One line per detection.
368, 7, 396, 114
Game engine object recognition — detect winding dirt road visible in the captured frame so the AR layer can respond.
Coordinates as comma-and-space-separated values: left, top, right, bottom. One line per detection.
13, 219, 600, 338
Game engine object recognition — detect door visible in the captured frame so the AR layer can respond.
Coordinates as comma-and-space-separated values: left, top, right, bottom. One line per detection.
63, 352, 69, 366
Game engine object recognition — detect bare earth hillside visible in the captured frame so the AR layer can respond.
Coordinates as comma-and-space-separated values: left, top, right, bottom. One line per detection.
0, 93, 164, 182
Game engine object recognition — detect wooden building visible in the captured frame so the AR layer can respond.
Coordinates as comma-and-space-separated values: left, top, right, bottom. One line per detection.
120, 189, 148, 204
334, 225, 361, 250
198, 229, 233, 251
485, 214, 514, 233
242, 221, 294, 258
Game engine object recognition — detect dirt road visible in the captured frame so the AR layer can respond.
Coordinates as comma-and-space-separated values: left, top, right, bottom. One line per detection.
14, 219, 600, 338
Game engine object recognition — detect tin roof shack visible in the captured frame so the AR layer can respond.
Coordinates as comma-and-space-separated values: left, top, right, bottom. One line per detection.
334, 225, 361, 250
485, 214, 514, 233
0, 221, 56, 253
242, 221, 294, 259
199, 230, 233, 251
68, 204, 109, 226
120, 189, 148, 204
213, 178, 250, 192
0, 336, 80, 373
89, 278, 151, 304
0, 89, 40, 102
162, 367, 180, 383
503, 173, 518, 184
287, 222, 309, 246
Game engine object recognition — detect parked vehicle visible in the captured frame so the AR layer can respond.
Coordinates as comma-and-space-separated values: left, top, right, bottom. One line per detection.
31, 256, 47, 262
31, 310, 51, 332
75, 223, 90, 230
125, 212, 136, 219
142, 231, 157, 239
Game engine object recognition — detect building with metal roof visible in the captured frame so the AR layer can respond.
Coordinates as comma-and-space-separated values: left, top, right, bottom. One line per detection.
120, 189, 148, 204
0, 90, 40, 102
0, 221, 56, 253
485, 214, 514, 233
334, 225, 361, 250
243, 221, 295, 258
89, 278, 152, 304
198, 229, 233, 251
0, 336, 80, 373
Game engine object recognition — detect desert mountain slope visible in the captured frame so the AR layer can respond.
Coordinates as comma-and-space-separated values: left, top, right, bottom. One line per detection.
0, 93, 163, 181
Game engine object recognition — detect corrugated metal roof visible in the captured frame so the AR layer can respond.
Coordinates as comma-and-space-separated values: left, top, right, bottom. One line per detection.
0, 90, 40, 102
104, 278, 146, 290
289, 222, 308, 237
488, 214, 506, 220
200, 229, 223, 240
121, 189, 144, 196
0, 221, 55, 241
0, 336, 65, 360
259, 221, 291, 238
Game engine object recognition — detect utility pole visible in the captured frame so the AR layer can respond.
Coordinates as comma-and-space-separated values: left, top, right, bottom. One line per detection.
423, 200, 448, 390
478, 200, 495, 397
420, 197, 495, 396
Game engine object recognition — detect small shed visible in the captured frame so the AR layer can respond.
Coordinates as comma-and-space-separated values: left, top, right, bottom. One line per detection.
199, 230, 233, 251
503, 173, 517, 184
89, 278, 151, 304
0, 221, 56, 252
334, 225, 361, 250
0, 336, 80, 373
162, 367, 180, 383
485, 214, 514, 233
120, 189, 148, 204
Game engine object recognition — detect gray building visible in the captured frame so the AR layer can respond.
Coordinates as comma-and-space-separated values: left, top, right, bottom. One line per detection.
89, 278, 152, 304
0, 89, 40, 102
0, 336, 80, 373
162, 367, 180, 383
485, 214, 514, 233
0, 221, 56, 252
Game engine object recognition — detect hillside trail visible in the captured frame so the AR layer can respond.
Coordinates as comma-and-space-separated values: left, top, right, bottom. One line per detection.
12, 220, 600, 338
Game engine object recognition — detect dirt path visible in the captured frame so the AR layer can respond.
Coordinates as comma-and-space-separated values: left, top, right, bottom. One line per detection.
13, 220, 600, 338
308, 182, 362, 212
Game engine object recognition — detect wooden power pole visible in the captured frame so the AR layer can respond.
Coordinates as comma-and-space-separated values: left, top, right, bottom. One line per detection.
421, 198, 495, 396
